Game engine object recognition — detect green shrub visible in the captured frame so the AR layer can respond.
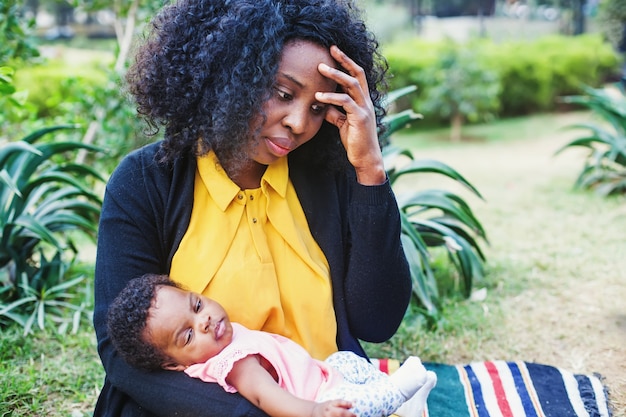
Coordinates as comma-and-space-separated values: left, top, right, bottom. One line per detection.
0, 127, 104, 334
540, 35, 617, 96
0, 0, 105, 337
384, 34, 621, 124
12, 54, 152, 176
13, 59, 109, 118
0, 0, 39, 64
0, 66, 35, 131
418, 40, 501, 141
556, 84, 626, 195
492, 35, 621, 115
384, 37, 440, 101
481, 40, 555, 115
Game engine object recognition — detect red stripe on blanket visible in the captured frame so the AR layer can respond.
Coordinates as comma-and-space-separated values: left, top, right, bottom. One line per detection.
485, 361, 514, 417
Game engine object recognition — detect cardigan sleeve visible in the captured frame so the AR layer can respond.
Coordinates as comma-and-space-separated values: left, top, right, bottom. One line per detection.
93, 144, 269, 417
342, 177, 412, 342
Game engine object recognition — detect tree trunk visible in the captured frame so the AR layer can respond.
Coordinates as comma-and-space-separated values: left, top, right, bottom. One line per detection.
450, 112, 463, 142
114, 0, 140, 73
572, 0, 586, 35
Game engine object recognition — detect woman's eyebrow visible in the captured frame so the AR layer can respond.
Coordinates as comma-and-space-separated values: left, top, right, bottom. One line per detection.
280, 72, 303, 88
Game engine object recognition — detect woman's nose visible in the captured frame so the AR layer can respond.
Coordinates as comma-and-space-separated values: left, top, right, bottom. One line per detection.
283, 105, 308, 134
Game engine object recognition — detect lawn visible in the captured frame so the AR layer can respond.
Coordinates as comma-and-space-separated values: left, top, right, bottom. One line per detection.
1, 111, 624, 416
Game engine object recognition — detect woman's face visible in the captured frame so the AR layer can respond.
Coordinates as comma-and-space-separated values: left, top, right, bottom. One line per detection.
250, 40, 337, 165
145, 285, 233, 370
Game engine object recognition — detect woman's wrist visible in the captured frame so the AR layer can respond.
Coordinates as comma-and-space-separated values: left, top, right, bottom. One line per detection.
354, 162, 386, 185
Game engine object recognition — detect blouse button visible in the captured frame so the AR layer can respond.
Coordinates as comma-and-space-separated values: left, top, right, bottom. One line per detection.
237, 194, 244, 200
252, 218, 258, 223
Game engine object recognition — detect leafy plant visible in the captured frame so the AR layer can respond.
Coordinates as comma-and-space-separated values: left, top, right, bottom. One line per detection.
418, 40, 501, 142
0, 4, 105, 335
556, 85, 626, 196
0, 251, 90, 335
0, 126, 104, 333
382, 86, 488, 325
0, 0, 39, 64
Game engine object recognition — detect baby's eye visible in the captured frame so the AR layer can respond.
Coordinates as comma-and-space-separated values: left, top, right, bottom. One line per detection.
195, 299, 201, 312
185, 329, 193, 345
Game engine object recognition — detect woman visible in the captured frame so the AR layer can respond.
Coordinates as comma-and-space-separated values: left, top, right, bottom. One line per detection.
93, 0, 412, 416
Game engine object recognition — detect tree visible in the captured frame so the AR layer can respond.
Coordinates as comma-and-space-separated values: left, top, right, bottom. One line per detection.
597, 0, 626, 49
0, 0, 39, 65
419, 41, 501, 141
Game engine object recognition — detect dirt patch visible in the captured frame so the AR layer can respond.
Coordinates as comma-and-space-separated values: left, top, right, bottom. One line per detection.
414, 113, 626, 415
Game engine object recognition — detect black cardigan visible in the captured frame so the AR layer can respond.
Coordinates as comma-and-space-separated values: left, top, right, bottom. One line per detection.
93, 142, 411, 417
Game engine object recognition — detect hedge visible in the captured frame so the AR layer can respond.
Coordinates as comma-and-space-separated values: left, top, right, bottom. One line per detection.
384, 33, 621, 122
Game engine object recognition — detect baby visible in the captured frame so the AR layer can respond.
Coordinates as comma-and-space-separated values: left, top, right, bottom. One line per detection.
107, 274, 437, 417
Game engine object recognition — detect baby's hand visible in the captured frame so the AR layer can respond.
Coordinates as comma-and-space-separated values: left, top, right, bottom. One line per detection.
312, 399, 355, 417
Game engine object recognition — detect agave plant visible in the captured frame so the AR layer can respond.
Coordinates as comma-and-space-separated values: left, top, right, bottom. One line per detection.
382, 86, 488, 323
0, 251, 90, 335
556, 85, 626, 196
0, 125, 104, 332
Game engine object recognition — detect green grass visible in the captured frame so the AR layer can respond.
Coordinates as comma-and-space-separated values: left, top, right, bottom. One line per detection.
0, 326, 103, 416
363, 252, 530, 362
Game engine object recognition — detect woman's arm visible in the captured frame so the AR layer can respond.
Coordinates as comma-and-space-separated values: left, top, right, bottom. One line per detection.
343, 178, 412, 342
314, 46, 413, 344
93, 145, 269, 417
227, 356, 355, 417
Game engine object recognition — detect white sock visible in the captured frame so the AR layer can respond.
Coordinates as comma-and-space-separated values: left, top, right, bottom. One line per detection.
388, 356, 428, 399
394, 371, 437, 417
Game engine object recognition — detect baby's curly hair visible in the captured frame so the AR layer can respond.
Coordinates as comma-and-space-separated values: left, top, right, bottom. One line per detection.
107, 274, 180, 371
126, 0, 388, 174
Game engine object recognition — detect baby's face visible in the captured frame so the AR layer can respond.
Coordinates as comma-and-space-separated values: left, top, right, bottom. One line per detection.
146, 285, 233, 370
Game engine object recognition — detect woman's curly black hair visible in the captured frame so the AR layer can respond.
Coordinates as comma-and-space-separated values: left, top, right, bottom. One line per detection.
107, 274, 180, 371
126, 0, 389, 174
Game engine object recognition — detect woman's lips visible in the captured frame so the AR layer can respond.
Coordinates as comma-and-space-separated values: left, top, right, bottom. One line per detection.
265, 137, 292, 157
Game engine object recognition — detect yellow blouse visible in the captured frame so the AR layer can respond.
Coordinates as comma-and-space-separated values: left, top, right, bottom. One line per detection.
170, 151, 337, 359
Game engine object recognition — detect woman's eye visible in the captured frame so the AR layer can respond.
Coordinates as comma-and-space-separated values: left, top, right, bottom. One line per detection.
311, 104, 326, 115
275, 88, 292, 101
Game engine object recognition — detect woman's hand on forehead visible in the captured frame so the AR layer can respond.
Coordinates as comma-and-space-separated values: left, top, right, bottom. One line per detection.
316, 46, 385, 185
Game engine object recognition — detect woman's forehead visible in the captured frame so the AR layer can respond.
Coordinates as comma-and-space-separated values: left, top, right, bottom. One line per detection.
277, 40, 337, 89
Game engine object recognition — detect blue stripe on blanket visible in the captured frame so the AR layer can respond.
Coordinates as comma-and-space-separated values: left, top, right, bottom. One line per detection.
509, 362, 539, 417
461, 364, 490, 417
527, 362, 580, 416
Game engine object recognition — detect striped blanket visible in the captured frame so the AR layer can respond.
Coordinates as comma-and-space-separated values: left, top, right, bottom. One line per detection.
372, 359, 611, 417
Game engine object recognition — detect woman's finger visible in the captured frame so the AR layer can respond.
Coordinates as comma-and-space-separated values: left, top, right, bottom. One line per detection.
329, 45, 369, 97
317, 53, 371, 108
